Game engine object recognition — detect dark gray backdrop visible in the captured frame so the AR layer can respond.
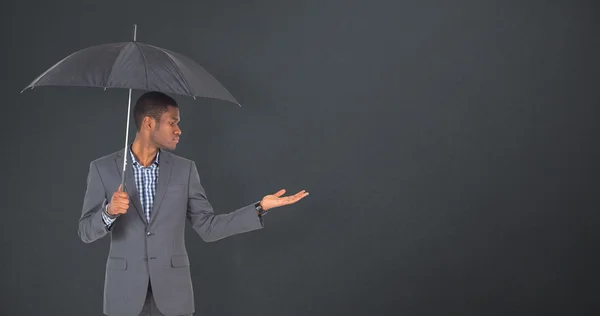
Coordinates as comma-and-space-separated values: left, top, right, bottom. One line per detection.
1, 0, 599, 315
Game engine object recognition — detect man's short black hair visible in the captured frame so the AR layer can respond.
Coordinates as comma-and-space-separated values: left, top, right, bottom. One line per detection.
133, 91, 178, 131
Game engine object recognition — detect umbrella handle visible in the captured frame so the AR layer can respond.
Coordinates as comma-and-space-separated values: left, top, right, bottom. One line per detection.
120, 158, 127, 190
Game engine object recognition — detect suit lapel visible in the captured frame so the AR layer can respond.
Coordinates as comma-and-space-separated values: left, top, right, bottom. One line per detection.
115, 151, 146, 224
149, 150, 173, 225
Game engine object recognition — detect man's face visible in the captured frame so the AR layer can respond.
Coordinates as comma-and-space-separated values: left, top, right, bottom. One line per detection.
149, 106, 181, 150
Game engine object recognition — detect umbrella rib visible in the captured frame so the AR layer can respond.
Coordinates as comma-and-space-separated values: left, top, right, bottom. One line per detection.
154, 46, 194, 97
133, 42, 149, 90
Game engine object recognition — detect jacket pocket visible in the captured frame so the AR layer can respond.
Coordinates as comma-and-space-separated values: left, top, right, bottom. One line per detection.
171, 254, 190, 268
107, 257, 127, 270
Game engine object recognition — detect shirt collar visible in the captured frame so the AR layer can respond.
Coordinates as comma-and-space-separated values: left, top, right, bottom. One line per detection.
129, 145, 160, 168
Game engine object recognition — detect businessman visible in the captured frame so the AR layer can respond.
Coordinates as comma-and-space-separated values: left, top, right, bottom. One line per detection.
78, 91, 309, 316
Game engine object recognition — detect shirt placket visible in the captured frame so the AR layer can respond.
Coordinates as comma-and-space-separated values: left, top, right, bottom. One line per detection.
143, 167, 151, 223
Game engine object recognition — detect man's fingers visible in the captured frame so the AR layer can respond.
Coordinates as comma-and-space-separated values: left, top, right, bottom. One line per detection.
292, 190, 308, 199
114, 204, 129, 212
115, 192, 129, 198
111, 199, 127, 207
286, 191, 309, 204
274, 189, 286, 197
112, 200, 129, 209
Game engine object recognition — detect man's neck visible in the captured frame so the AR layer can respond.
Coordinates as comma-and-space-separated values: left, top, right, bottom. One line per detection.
131, 138, 159, 167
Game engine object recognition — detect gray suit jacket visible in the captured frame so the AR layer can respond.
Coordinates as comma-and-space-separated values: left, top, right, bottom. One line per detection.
78, 149, 264, 316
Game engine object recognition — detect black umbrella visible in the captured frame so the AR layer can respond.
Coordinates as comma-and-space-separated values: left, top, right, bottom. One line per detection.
22, 24, 240, 187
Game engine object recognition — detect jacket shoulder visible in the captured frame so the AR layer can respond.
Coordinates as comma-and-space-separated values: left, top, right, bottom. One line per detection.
163, 150, 194, 166
89, 149, 122, 166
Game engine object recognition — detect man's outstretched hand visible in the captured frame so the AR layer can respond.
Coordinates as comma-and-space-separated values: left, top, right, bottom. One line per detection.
260, 189, 309, 211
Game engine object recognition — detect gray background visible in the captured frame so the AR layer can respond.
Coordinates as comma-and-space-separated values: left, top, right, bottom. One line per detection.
1, 0, 599, 315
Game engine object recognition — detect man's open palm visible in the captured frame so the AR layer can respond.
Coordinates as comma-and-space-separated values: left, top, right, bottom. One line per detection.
260, 189, 309, 211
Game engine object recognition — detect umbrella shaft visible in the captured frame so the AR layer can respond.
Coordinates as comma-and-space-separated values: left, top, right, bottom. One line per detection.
121, 88, 132, 188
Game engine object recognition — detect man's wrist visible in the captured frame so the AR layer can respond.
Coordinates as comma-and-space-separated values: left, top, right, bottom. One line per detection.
255, 202, 268, 216
104, 203, 119, 219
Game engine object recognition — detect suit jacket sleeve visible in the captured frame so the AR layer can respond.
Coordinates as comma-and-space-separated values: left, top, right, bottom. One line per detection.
78, 161, 112, 243
187, 161, 264, 242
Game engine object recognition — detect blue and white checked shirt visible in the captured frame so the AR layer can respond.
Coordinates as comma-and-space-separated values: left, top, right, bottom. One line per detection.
103, 147, 160, 226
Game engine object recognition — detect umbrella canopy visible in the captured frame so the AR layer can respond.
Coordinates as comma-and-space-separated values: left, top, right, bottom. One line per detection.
21, 25, 240, 188
21, 41, 239, 105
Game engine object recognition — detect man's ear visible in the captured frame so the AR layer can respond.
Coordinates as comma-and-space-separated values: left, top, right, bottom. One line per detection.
143, 116, 155, 130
